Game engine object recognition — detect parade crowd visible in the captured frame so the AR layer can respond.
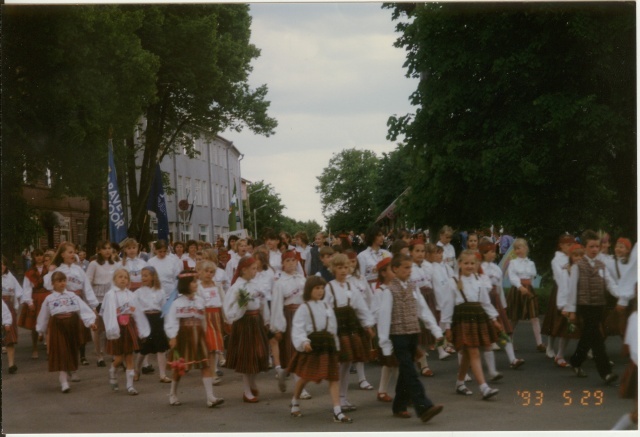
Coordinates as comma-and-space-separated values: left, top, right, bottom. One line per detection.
2, 225, 637, 429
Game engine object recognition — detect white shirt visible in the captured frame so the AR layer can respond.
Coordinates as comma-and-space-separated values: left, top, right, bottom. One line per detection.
347, 274, 374, 310
270, 272, 305, 333
2, 300, 13, 326
223, 277, 270, 324
419, 261, 434, 289
86, 260, 122, 287
357, 247, 392, 284
2, 271, 24, 310
625, 311, 637, 365
197, 281, 224, 308
481, 261, 508, 308
102, 286, 150, 340
133, 285, 166, 312
507, 257, 537, 288
437, 241, 457, 273
323, 279, 374, 328
432, 262, 456, 314
122, 257, 148, 285
291, 300, 339, 352
440, 274, 498, 326
43, 263, 98, 309
254, 268, 276, 302
613, 243, 637, 307
213, 268, 230, 293
225, 252, 242, 280
22, 265, 47, 305
147, 255, 182, 299
36, 290, 96, 335
164, 294, 206, 339
269, 250, 282, 272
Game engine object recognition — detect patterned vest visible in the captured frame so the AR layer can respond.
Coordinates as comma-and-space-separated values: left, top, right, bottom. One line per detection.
389, 279, 421, 335
576, 257, 607, 306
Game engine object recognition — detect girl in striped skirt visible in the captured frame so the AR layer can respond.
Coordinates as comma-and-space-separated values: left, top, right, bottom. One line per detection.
323, 253, 375, 412
102, 269, 150, 395
223, 256, 270, 403
442, 250, 501, 400
288, 276, 352, 423
2, 256, 24, 374
133, 266, 171, 383
36, 271, 97, 393
18, 248, 50, 360
164, 270, 224, 408
196, 260, 226, 385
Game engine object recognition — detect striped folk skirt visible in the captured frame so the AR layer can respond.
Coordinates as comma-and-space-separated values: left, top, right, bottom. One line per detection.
225, 310, 270, 374
139, 312, 169, 355
287, 331, 339, 382
204, 307, 225, 352
173, 318, 209, 370
619, 361, 637, 400
452, 302, 498, 349
105, 315, 140, 356
489, 287, 513, 335
47, 313, 81, 372
70, 290, 92, 346
18, 289, 51, 330
506, 283, 539, 321
335, 305, 367, 363
2, 297, 18, 346
278, 304, 299, 366
418, 286, 439, 349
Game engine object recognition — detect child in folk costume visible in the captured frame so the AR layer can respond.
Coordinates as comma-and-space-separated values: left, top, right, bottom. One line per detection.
86, 240, 122, 367
602, 237, 634, 337
316, 246, 336, 282
121, 238, 148, 292
345, 249, 375, 391
265, 230, 284, 273
225, 239, 249, 280
2, 256, 23, 374
479, 241, 524, 371
437, 225, 457, 274
323, 253, 375, 412
443, 250, 501, 400
564, 230, 618, 383
428, 245, 458, 358
132, 266, 171, 383
270, 250, 306, 394
612, 242, 638, 340
36, 271, 97, 393
196, 260, 226, 385
223, 256, 271, 403
357, 225, 392, 293
506, 238, 544, 352
148, 240, 183, 301
377, 254, 444, 422
556, 243, 586, 338
44, 242, 99, 369
287, 276, 352, 423
164, 270, 224, 408
373, 257, 399, 403
102, 269, 150, 395
19, 249, 50, 359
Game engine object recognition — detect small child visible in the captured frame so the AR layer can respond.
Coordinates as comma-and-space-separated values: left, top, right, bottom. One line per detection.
165, 270, 224, 407
18, 248, 50, 360
35, 271, 97, 393
287, 276, 351, 423
102, 269, 150, 395
2, 256, 24, 374
437, 226, 457, 273
316, 246, 335, 283
373, 257, 398, 403
121, 238, 148, 292
443, 250, 501, 400
196, 260, 226, 385
133, 266, 171, 383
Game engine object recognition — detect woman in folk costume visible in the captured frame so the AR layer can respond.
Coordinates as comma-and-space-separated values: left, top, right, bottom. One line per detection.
223, 256, 271, 403
2, 256, 24, 374
36, 271, 97, 393
18, 248, 50, 360
357, 225, 392, 293
102, 269, 150, 395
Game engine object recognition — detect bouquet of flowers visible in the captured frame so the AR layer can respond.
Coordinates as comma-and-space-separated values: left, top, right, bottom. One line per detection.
497, 330, 511, 348
566, 317, 577, 334
168, 350, 187, 376
237, 288, 253, 308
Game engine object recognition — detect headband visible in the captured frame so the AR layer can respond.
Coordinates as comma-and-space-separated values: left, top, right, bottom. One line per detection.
177, 272, 198, 279
281, 250, 298, 263
376, 257, 391, 271
410, 238, 425, 248
617, 238, 632, 251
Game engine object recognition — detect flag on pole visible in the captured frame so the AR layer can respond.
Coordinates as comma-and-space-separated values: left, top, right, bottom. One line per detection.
146, 164, 169, 242
107, 139, 128, 244
228, 181, 238, 231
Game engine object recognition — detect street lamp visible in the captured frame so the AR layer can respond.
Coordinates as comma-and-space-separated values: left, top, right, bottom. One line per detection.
253, 204, 268, 239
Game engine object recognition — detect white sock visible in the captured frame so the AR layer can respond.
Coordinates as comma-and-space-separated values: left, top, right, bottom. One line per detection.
418, 354, 429, 369
275, 365, 282, 370
157, 352, 168, 379
333, 405, 342, 415
379, 366, 391, 393
291, 396, 299, 406
109, 364, 117, 380
456, 379, 465, 387
547, 336, 554, 348
556, 338, 567, 358
203, 377, 214, 400
356, 362, 366, 381
531, 318, 542, 345
505, 342, 517, 363
479, 382, 489, 392
59, 371, 68, 386
126, 369, 135, 389
242, 374, 254, 398
612, 413, 634, 430
170, 380, 178, 396
135, 354, 145, 375
483, 350, 497, 375
437, 345, 449, 356
339, 362, 351, 401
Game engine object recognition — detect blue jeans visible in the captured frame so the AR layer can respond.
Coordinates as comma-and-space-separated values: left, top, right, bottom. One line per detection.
390, 333, 434, 416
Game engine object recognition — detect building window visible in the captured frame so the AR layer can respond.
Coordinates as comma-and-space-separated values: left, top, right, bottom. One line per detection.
199, 225, 209, 243
202, 181, 208, 207
59, 216, 70, 243
149, 216, 158, 240
182, 223, 192, 242
178, 176, 184, 201
75, 219, 86, 248
184, 177, 191, 201
195, 179, 201, 206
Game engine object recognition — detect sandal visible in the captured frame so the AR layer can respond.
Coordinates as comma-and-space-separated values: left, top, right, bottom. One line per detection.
127, 387, 139, 396
333, 412, 353, 423
159, 376, 172, 383
290, 404, 302, 417
421, 367, 434, 377
456, 385, 473, 396
359, 380, 374, 390
510, 358, 525, 369
377, 392, 393, 402
207, 397, 224, 408
554, 357, 570, 368
393, 411, 411, 419
340, 401, 357, 412
109, 378, 119, 391
169, 394, 181, 406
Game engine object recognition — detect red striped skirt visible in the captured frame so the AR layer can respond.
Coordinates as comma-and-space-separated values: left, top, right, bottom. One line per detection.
335, 306, 367, 363
204, 307, 225, 352
452, 302, 498, 349
418, 286, 439, 348
506, 283, 539, 321
225, 310, 270, 374
18, 289, 51, 330
70, 290, 92, 345
2, 297, 18, 346
47, 313, 80, 372
174, 318, 209, 370
279, 304, 299, 366
287, 331, 339, 382
489, 287, 512, 335
105, 315, 140, 356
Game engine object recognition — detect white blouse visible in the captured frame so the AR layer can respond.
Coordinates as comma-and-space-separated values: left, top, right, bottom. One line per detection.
133, 285, 166, 312
323, 279, 374, 328
197, 281, 224, 308
22, 265, 47, 305
2, 272, 24, 310
357, 247, 392, 283
213, 268, 230, 293
431, 263, 456, 312
270, 272, 305, 333
419, 261, 434, 289
44, 264, 98, 309
507, 257, 537, 288
440, 274, 498, 326
86, 260, 122, 286
481, 261, 508, 308
254, 268, 276, 302
348, 274, 374, 311
102, 287, 150, 340
36, 291, 96, 335
2, 300, 12, 326
122, 257, 148, 285
164, 294, 207, 339
147, 255, 182, 299
223, 277, 270, 324
291, 300, 339, 352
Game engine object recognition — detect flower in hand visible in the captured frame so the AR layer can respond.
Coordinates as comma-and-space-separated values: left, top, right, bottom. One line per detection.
237, 288, 254, 308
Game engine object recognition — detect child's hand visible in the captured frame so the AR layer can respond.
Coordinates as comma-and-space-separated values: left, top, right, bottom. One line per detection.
90, 323, 98, 331
303, 342, 312, 353
492, 319, 503, 331
274, 332, 283, 342
366, 327, 375, 338
169, 338, 177, 349
568, 312, 576, 323
28, 302, 35, 310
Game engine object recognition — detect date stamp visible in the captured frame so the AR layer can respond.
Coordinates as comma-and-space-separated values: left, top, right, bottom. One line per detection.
516, 390, 604, 406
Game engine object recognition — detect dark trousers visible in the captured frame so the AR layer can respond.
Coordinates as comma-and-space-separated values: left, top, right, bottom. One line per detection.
390, 334, 434, 416
570, 305, 612, 378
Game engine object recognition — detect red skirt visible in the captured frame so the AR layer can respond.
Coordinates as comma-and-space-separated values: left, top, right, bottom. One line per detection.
105, 316, 140, 355
47, 313, 80, 372
204, 307, 225, 352
225, 310, 270, 374
18, 289, 51, 330
418, 287, 439, 348
173, 318, 209, 370
490, 287, 512, 335
287, 331, 339, 382
2, 297, 18, 346
279, 304, 299, 366
70, 291, 92, 346
452, 302, 498, 349
506, 284, 539, 321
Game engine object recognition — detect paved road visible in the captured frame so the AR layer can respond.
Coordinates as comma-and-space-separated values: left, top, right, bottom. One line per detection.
2, 320, 635, 433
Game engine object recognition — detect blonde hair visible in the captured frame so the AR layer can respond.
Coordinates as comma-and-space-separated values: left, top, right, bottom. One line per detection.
330, 253, 349, 272
112, 268, 131, 283
513, 238, 529, 251
457, 249, 479, 265
196, 260, 216, 272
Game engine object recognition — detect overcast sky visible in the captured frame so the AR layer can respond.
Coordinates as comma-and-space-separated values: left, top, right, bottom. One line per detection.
223, 3, 419, 226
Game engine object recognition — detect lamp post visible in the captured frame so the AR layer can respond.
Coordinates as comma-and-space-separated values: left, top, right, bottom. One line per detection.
253, 204, 268, 239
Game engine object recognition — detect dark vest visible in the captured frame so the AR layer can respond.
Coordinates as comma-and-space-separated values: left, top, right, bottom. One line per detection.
389, 279, 421, 335
576, 257, 607, 306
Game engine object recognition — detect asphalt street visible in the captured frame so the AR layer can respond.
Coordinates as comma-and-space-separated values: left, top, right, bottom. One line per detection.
2, 320, 636, 434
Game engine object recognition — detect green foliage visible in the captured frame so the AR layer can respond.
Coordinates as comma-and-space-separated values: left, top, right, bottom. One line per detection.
374, 148, 412, 214
316, 148, 381, 233
385, 2, 636, 266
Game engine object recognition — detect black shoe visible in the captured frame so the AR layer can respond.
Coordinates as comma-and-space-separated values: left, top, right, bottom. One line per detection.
141, 365, 155, 374
420, 405, 443, 423
80, 357, 89, 366
8, 365, 17, 374
573, 367, 588, 378
604, 373, 618, 385
97, 359, 106, 367
216, 369, 223, 377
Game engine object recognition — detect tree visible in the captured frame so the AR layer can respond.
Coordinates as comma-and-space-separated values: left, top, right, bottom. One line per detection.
316, 148, 380, 233
243, 181, 285, 239
385, 2, 636, 265
126, 4, 277, 245
374, 148, 412, 213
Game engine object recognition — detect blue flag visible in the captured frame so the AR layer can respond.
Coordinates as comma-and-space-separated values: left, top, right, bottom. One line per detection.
107, 140, 128, 244
147, 164, 170, 242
